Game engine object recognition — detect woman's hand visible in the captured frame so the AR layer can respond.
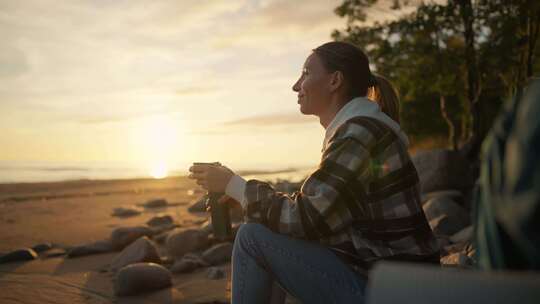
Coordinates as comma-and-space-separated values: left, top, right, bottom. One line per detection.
188, 163, 235, 193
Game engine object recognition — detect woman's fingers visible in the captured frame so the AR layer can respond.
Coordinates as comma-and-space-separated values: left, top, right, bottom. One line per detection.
189, 172, 207, 179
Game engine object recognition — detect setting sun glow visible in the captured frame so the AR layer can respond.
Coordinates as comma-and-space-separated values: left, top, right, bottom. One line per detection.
149, 163, 168, 179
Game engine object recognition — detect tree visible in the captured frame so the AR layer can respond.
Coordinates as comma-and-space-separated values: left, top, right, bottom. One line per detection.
332, 0, 540, 159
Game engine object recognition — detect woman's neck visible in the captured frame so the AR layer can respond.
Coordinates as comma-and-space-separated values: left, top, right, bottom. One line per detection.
319, 95, 351, 129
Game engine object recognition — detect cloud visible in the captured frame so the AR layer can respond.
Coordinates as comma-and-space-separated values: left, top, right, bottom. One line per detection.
0, 45, 28, 78
222, 112, 317, 127
175, 85, 220, 96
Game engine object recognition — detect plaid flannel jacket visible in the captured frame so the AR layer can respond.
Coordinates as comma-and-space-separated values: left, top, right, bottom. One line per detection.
243, 116, 440, 274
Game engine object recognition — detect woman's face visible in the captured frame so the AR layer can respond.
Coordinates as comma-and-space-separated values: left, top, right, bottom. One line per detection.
292, 53, 332, 116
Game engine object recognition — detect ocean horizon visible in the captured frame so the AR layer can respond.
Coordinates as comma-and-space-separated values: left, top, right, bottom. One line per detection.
0, 161, 312, 184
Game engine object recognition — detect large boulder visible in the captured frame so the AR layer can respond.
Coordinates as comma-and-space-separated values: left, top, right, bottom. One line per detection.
450, 226, 474, 244
202, 242, 233, 265
166, 228, 210, 258
412, 149, 473, 194
429, 214, 469, 236
114, 263, 172, 296
109, 237, 161, 272
67, 240, 113, 258
110, 226, 153, 250
420, 190, 464, 206
0, 249, 37, 264
422, 196, 470, 224
423, 196, 470, 238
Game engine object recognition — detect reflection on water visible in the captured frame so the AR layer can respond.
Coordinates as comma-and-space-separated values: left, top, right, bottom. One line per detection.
0, 161, 314, 184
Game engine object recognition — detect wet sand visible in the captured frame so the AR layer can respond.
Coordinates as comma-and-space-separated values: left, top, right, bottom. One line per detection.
0, 176, 231, 303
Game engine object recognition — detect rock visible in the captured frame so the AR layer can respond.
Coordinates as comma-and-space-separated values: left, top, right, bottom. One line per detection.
160, 256, 174, 267
67, 240, 114, 258
32, 243, 53, 253
412, 149, 473, 194
109, 236, 161, 272
44, 248, 67, 258
114, 263, 172, 296
420, 190, 464, 206
206, 267, 225, 280
440, 252, 472, 267
202, 242, 233, 265
150, 223, 179, 235
0, 249, 38, 264
422, 196, 470, 225
443, 241, 472, 255
436, 237, 451, 250
170, 253, 208, 273
146, 215, 174, 227
199, 219, 213, 235
153, 231, 170, 244
142, 198, 168, 209
166, 228, 210, 258
450, 226, 473, 243
429, 214, 468, 236
110, 226, 153, 250
188, 196, 208, 212
112, 207, 141, 217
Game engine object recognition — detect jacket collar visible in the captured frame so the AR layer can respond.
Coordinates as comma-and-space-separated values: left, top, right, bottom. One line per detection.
322, 96, 409, 151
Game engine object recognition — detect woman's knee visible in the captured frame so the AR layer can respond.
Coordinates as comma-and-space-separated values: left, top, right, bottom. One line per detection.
234, 222, 270, 246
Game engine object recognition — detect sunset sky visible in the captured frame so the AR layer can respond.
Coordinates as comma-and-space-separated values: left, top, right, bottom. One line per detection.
0, 0, 417, 177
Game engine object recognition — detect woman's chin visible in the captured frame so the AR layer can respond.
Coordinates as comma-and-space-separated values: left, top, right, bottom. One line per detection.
299, 103, 311, 115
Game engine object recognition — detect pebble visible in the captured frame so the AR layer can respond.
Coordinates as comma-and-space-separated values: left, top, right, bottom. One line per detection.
114, 263, 172, 296
146, 215, 174, 227
67, 240, 113, 258
31, 243, 53, 253
206, 267, 225, 280
110, 226, 154, 250
142, 198, 168, 209
202, 242, 233, 265
0, 249, 38, 264
111, 207, 142, 217
166, 228, 210, 258
109, 236, 161, 272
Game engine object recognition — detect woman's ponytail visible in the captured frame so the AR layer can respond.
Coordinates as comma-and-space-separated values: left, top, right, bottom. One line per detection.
367, 74, 401, 124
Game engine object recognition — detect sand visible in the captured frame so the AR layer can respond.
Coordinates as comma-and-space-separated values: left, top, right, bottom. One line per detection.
0, 176, 231, 304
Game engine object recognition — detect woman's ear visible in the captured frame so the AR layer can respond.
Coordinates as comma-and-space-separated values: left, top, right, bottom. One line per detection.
329, 71, 344, 92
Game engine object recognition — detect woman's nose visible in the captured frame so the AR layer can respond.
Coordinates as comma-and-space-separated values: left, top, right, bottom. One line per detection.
292, 78, 301, 92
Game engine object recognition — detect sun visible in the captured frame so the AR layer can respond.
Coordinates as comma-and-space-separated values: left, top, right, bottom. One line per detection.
149, 163, 168, 179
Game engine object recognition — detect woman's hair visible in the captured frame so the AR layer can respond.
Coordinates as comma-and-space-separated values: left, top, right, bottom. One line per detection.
367, 74, 400, 124
313, 41, 401, 124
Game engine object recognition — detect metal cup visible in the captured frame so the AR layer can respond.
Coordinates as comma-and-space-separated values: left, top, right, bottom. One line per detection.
192, 162, 232, 241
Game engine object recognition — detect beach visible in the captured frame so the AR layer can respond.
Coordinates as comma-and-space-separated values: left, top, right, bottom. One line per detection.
0, 176, 232, 304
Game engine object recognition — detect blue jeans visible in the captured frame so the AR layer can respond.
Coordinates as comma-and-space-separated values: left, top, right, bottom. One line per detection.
231, 223, 367, 304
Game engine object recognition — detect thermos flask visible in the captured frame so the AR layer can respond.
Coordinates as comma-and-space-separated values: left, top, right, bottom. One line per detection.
193, 162, 232, 241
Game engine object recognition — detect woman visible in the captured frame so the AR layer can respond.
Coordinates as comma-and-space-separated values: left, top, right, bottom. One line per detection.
189, 41, 439, 304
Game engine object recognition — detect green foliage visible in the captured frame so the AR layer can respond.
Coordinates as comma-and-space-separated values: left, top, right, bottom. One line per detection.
332, 0, 540, 147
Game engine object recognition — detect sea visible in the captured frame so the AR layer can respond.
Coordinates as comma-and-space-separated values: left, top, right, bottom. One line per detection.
0, 161, 312, 184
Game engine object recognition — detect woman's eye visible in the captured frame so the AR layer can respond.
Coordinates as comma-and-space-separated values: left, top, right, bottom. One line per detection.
302, 68, 308, 75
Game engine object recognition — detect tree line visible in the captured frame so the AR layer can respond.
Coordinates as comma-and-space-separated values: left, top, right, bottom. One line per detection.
332, 0, 540, 159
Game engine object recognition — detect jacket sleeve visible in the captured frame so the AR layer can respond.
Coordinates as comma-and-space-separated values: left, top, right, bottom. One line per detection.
242, 136, 372, 239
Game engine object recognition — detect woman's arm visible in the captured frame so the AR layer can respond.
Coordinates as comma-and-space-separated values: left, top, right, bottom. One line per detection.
229, 137, 371, 240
